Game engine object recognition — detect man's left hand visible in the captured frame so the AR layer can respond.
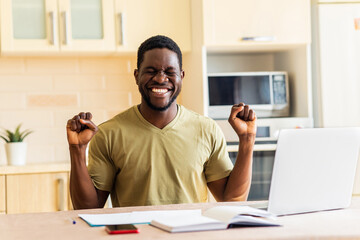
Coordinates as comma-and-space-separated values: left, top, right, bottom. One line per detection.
228, 103, 257, 139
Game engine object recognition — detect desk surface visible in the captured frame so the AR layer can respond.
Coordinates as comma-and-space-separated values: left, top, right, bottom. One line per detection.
2, 197, 360, 240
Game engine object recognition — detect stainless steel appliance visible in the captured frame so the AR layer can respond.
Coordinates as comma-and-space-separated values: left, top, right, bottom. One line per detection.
222, 118, 313, 200
207, 71, 289, 119
313, 1, 360, 194
228, 145, 276, 201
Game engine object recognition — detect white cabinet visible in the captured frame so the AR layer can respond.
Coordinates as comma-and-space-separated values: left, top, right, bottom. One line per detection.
315, 3, 360, 127
114, 0, 191, 53
0, 0, 115, 54
182, 0, 313, 126
0, 0, 192, 55
203, 0, 311, 48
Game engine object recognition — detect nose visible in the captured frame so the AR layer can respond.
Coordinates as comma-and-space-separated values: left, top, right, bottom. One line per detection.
153, 71, 168, 83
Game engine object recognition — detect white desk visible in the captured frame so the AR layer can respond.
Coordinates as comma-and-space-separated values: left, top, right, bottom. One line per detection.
1, 197, 360, 239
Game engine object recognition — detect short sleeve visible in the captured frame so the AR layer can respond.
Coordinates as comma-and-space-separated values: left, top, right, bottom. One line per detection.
87, 128, 116, 192
204, 121, 233, 182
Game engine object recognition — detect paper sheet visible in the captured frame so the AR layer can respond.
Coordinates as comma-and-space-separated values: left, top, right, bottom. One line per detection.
79, 209, 202, 226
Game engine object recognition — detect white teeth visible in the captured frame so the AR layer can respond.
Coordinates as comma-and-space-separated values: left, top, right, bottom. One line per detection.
152, 88, 168, 93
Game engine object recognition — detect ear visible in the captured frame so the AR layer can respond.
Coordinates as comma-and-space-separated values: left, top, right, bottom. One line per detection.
134, 69, 139, 85
181, 70, 185, 80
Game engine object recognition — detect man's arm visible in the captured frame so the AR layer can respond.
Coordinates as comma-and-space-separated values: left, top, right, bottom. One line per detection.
67, 112, 109, 209
207, 103, 256, 202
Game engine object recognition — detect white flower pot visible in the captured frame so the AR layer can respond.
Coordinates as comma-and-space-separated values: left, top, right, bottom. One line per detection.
5, 142, 27, 166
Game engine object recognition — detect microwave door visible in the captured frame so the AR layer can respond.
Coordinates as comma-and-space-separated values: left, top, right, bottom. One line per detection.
233, 75, 271, 105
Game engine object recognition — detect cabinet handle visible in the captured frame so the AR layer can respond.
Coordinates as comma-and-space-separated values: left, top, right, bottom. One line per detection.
57, 178, 65, 211
240, 36, 276, 42
61, 11, 69, 45
117, 13, 124, 45
49, 11, 56, 45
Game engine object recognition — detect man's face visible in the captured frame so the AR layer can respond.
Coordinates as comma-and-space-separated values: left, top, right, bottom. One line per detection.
134, 48, 184, 111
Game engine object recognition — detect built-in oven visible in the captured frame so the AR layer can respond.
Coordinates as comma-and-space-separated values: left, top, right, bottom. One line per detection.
220, 118, 313, 200
227, 143, 276, 201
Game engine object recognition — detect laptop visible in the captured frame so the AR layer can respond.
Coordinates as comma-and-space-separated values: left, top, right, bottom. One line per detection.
260, 127, 360, 216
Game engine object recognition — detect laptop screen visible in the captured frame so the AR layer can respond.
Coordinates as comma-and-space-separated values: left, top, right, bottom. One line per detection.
267, 128, 360, 216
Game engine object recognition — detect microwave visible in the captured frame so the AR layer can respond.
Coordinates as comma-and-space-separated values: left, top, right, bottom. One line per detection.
207, 71, 290, 119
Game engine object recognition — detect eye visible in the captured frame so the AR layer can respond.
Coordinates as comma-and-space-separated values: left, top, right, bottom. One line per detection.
144, 70, 156, 75
166, 71, 176, 77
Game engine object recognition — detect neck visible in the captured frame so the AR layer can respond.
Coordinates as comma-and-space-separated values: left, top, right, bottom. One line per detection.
138, 101, 178, 129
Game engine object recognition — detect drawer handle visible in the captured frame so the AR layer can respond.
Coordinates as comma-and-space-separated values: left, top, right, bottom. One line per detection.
49, 11, 56, 45
117, 12, 124, 45
61, 11, 69, 45
57, 178, 65, 211
240, 36, 276, 42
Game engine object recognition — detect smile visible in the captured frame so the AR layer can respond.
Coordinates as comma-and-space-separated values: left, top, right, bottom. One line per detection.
151, 88, 170, 93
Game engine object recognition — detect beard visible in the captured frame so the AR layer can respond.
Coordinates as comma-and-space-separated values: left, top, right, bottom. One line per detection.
139, 86, 181, 112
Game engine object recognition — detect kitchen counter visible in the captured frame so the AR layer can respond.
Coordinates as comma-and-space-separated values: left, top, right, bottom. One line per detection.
0, 162, 70, 175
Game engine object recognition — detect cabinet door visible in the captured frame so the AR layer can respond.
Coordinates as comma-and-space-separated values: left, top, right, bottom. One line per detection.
0, 176, 5, 213
114, 0, 191, 53
6, 172, 69, 214
318, 4, 360, 127
203, 0, 311, 46
0, 0, 59, 53
58, 0, 115, 52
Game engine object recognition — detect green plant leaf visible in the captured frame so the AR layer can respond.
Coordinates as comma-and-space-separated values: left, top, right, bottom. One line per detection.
19, 130, 33, 141
15, 124, 21, 134
0, 135, 10, 143
5, 130, 15, 142
0, 124, 33, 142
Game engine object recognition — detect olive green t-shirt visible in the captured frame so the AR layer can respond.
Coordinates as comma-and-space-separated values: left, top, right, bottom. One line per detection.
88, 105, 233, 207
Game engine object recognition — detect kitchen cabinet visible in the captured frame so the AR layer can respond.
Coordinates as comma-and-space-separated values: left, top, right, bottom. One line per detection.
0, 163, 71, 214
203, 0, 311, 48
114, 0, 191, 53
0, 175, 5, 213
0, 0, 115, 54
314, 2, 360, 127
182, 0, 314, 137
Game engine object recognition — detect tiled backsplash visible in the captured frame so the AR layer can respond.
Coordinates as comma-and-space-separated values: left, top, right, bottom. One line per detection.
0, 56, 140, 165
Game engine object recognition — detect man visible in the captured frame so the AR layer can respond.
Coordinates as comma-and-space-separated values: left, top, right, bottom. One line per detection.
67, 35, 256, 209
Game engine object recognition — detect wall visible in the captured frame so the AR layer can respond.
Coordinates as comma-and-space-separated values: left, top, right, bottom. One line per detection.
0, 56, 140, 165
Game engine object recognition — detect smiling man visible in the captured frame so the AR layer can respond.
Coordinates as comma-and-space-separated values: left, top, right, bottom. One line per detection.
67, 35, 257, 209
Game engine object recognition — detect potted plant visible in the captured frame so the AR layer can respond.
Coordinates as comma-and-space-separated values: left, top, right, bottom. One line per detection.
0, 124, 33, 166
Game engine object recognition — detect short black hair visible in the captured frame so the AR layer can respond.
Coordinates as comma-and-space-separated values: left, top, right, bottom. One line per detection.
137, 35, 182, 70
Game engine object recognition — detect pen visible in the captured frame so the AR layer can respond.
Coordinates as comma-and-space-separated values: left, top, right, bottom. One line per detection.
68, 217, 76, 224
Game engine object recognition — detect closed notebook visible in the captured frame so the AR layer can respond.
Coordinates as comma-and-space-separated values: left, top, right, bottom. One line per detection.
150, 206, 281, 233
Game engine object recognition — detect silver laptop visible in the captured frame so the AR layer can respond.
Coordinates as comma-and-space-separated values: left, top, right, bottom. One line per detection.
265, 127, 360, 216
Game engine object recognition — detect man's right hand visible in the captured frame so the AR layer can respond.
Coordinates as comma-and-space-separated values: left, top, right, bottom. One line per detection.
67, 112, 107, 209
66, 112, 98, 146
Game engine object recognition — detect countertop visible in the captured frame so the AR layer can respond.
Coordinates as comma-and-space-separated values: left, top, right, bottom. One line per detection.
0, 162, 70, 175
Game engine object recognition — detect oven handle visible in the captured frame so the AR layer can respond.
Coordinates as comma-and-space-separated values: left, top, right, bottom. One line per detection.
227, 144, 277, 152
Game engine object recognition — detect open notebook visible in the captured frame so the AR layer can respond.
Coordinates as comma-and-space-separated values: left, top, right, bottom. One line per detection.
150, 205, 280, 233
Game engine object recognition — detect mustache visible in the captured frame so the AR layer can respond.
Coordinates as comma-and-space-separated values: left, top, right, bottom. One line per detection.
147, 82, 173, 88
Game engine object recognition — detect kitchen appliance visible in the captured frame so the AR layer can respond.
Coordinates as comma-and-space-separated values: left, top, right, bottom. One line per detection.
314, 1, 360, 128
313, 0, 360, 195
207, 71, 289, 119
225, 117, 313, 201
228, 149, 275, 201
218, 117, 313, 143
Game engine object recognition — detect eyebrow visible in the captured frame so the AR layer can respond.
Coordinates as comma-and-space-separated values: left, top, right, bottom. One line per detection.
143, 66, 178, 71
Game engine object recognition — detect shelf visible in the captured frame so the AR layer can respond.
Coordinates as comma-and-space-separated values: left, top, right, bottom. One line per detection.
206, 43, 309, 54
